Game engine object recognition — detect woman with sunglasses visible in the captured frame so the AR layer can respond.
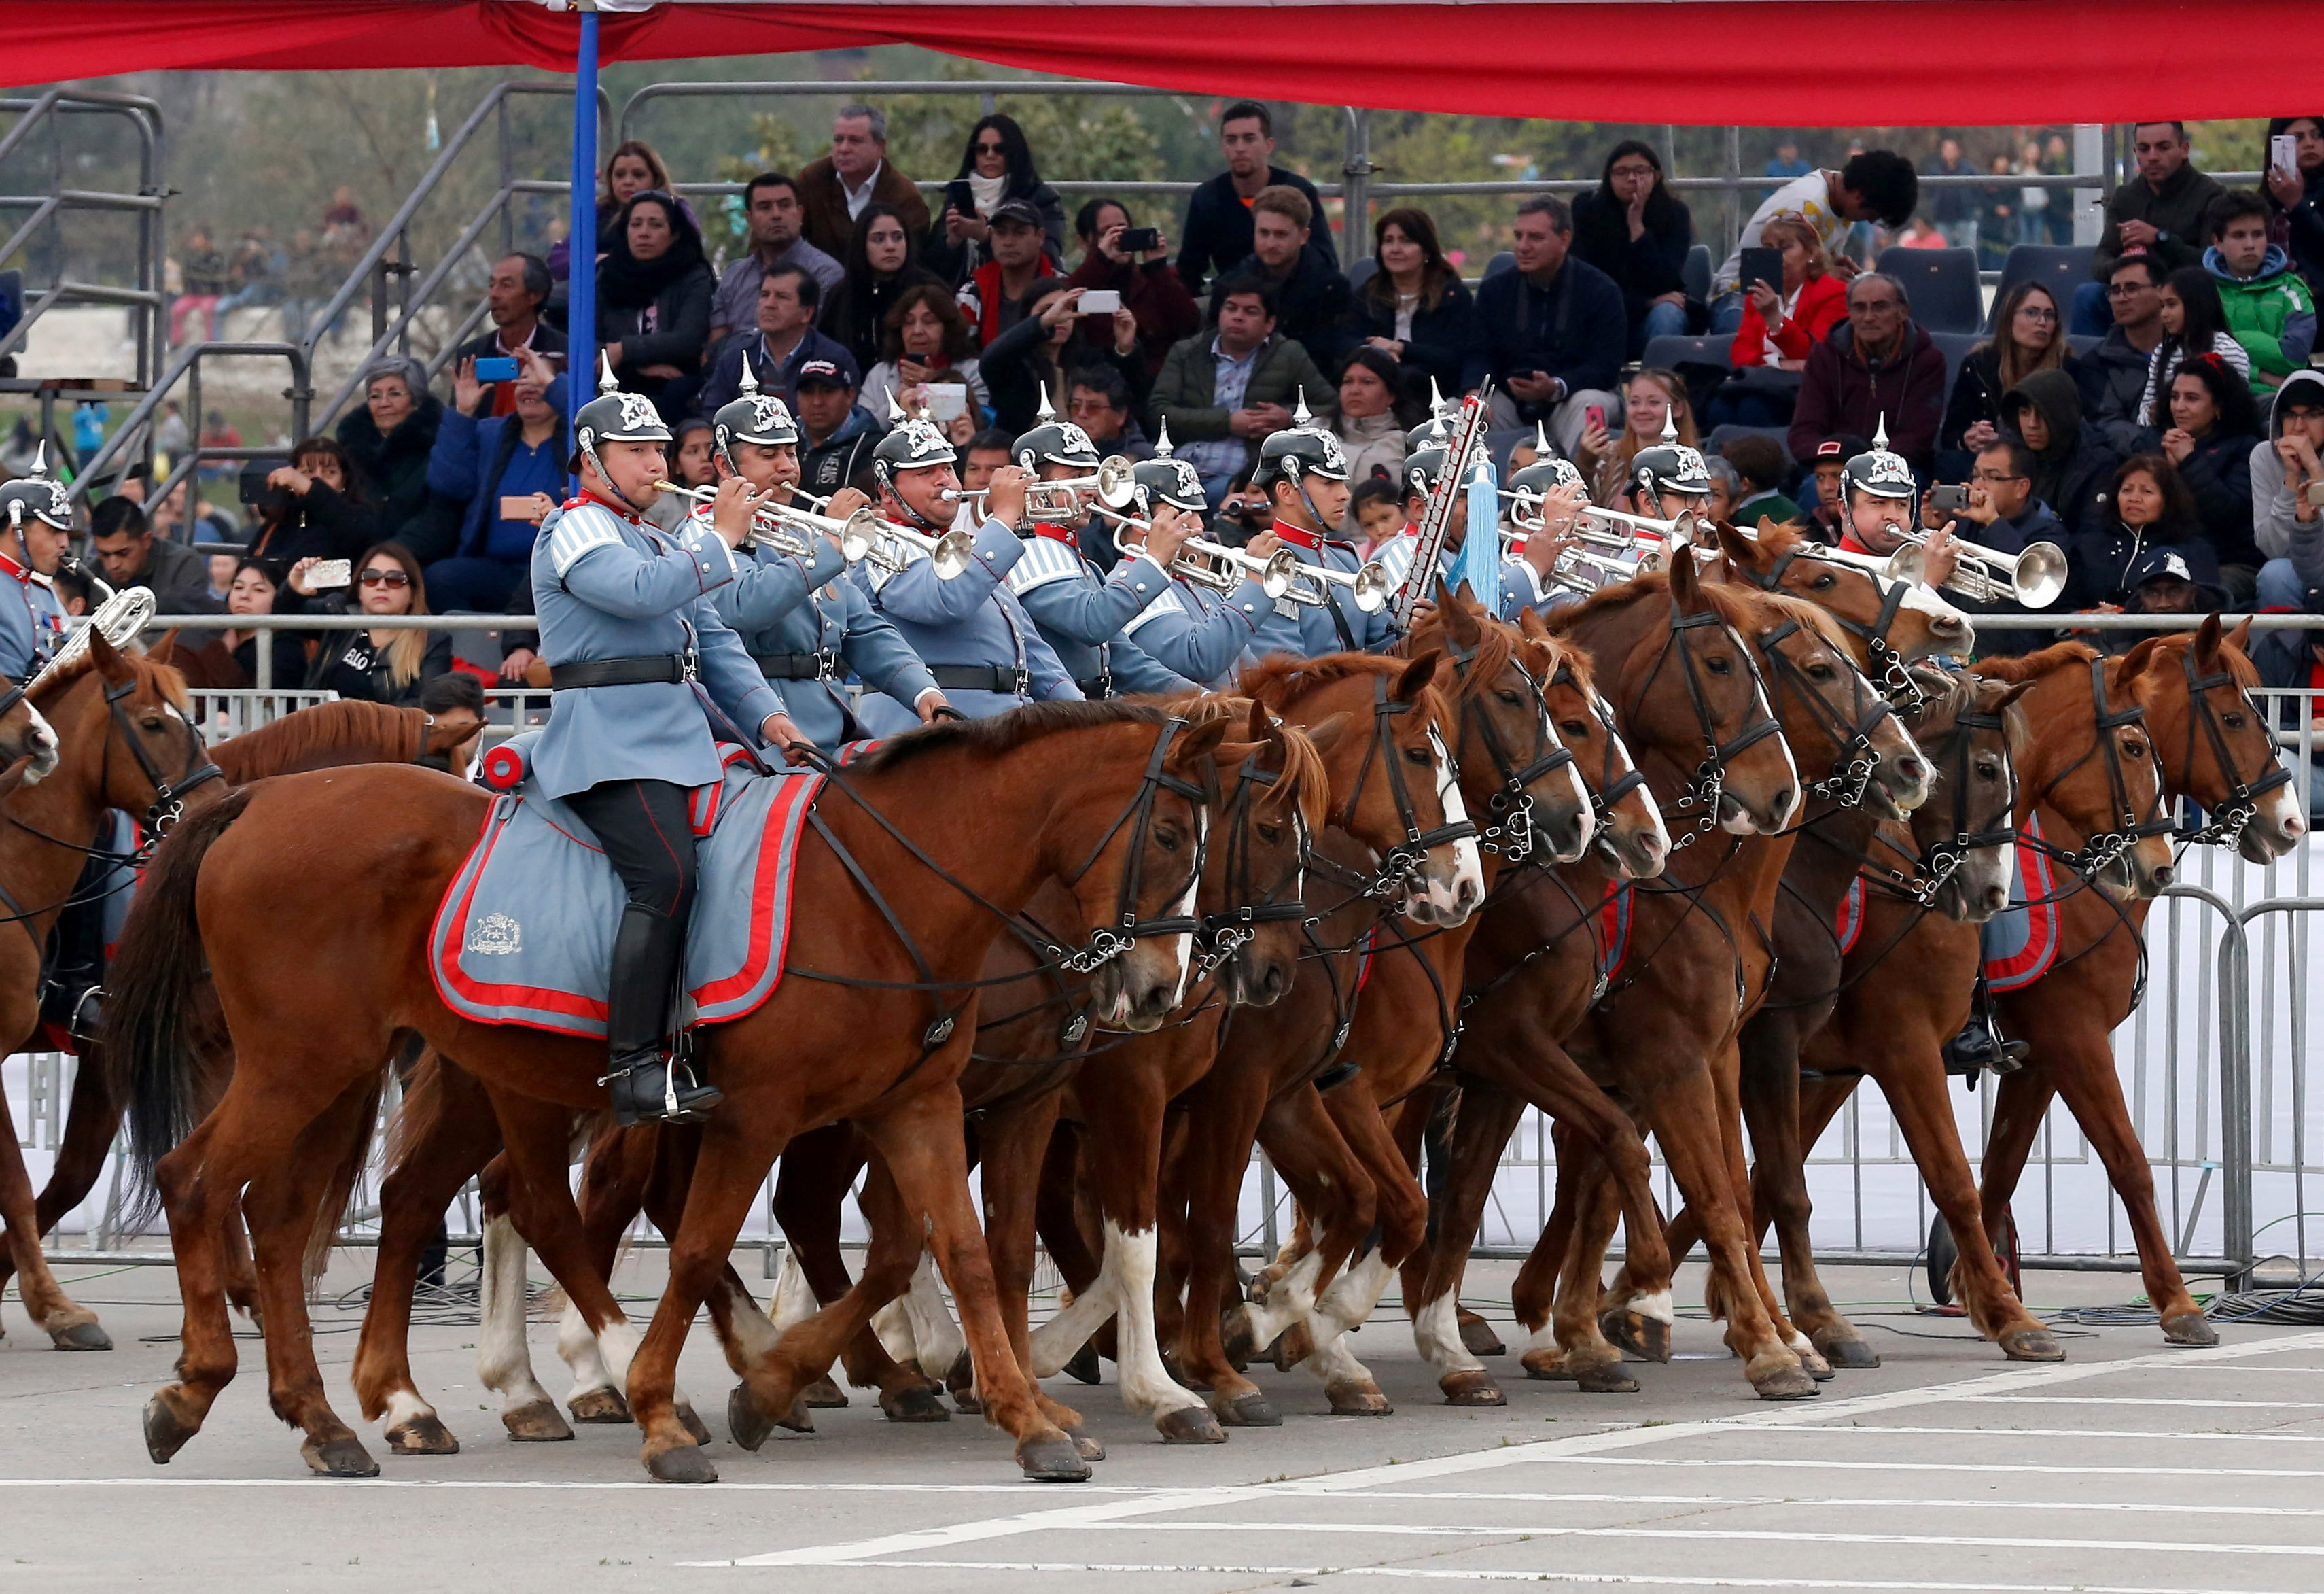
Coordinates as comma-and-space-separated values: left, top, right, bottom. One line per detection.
923, 113, 1066, 287
284, 541, 452, 707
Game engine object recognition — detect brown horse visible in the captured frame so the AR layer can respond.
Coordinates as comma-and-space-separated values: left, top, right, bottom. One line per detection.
0, 640, 217, 1355
1742, 638, 2194, 1364
1975, 620, 2301, 1344
103, 703, 1372, 1483
342, 697, 1330, 1453
0, 695, 493, 1323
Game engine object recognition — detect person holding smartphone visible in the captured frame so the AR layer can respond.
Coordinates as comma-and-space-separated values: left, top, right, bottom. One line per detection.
1065, 196, 1200, 378
2265, 118, 2324, 302
922, 114, 1066, 288
424, 345, 569, 611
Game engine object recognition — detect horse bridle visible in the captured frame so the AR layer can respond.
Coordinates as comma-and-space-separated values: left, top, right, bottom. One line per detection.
1623, 600, 1784, 852
1738, 544, 1924, 707
1437, 634, 1574, 865
1748, 617, 1902, 812
1554, 662, 1648, 835
2026, 657, 2175, 880
101, 676, 224, 843
1192, 748, 1309, 984
1873, 701, 2018, 907
1322, 674, 1478, 901
1051, 714, 1210, 973
2173, 648, 2292, 849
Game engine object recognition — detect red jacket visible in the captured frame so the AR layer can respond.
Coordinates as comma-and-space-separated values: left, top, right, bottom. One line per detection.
966, 258, 1057, 349
1729, 273, 1849, 368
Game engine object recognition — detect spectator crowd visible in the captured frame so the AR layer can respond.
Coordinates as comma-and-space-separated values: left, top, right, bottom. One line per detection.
86, 108, 2324, 724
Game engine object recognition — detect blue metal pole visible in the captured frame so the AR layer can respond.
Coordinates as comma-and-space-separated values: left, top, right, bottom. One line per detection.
567, 6, 600, 469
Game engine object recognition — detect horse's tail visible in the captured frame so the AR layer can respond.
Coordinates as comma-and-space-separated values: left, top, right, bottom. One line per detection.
306, 1071, 387, 1284
101, 784, 252, 1215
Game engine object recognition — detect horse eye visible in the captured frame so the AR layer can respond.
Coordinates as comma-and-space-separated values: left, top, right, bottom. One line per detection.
1495, 689, 1522, 706
1256, 822, 1284, 844
2223, 712, 2246, 729
1812, 572, 1835, 590
1405, 745, 1434, 766
2122, 739, 2146, 759
1559, 719, 1591, 738
1977, 759, 2000, 781
1706, 655, 1732, 676
1808, 663, 1835, 681
1154, 825, 1183, 852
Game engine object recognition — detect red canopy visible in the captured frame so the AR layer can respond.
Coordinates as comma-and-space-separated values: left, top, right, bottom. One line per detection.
0, 0, 2312, 126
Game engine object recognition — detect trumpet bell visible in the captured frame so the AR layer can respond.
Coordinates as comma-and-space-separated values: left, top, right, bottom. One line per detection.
1349, 563, 1390, 614
2013, 540, 2069, 608
1095, 456, 1138, 510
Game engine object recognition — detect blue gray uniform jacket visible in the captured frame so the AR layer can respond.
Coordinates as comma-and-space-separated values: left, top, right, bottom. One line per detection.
688, 513, 938, 749
1372, 530, 1565, 624
529, 496, 781, 799
1004, 530, 1195, 697
1119, 566, 1272, 688
0, 558, 65, 680
1246, 532, 1396, 658
851, 514, 1078, 737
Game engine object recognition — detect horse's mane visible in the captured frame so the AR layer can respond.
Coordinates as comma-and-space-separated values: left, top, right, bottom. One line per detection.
2123, 627, 2262, 691
1967, 640, 2099, 684
848, 697, 1174, 775
1236, 651, 1458, 742
1407, 597, 1519, 702
31, 648, 190, 713
1155, 691, 1332, 831
1757, 590, 1852, 654
1545, 566, 1772, 644
211, 699, 428, 782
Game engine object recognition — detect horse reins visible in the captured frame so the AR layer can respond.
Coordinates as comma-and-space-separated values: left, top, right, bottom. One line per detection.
1622, 599, 1784, 852
2172, 648, 2291, 850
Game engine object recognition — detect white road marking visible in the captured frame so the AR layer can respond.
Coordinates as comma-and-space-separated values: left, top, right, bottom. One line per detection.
1322, 1490, 2324, 1519
1954, 1393, 2324, 1409
693, 1326, 2324, 1568
1055, 1519, 2324, 1557
1540, 1455, 2324, 1480
1781, 1426, 2324, 1445
756, 1560, 2324, 1593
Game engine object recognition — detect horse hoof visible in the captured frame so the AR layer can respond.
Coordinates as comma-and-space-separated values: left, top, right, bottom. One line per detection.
1797, 1347, 1837, 1382
1015, 1434, 1092, 1483
880, 1381, 951, 1423
1998, 1326, 2065, 1362
385, 1413, 460, 1455
646, 1443, 718, 1485
1600, 1309, 1672, 1364
49, 1320, 111, 1351
567, 1387, 631, 1424
2162, 1310, 2219, 1347
142, 1392, 200, 1464
1157, 1405, 1227, 1444
799, 1374, 849, 1409
1325, 1381, 1393, 1417
500, 1399, 574, 1442
1061, 1341, 1103, 1385
1574, 1361, 1640, 1395
1440, 1370, 1506, 1406
1750, 1366, 1821, 1401
726, 1385, 776, 1453
1272, 1323, 1315, 1372
1458, 1311, 1507, 1358
1814, 1334, 1882, 1370
300, 1434, 381, 1478
1208, 1389, 1281, 1427
1068, 1430, 1107, 1462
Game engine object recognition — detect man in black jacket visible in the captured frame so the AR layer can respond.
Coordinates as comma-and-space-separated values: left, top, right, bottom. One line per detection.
1176, 101, 1334, 294
1460, 196, 1625, 455
1227, 186, 1352, 381
2075, 252, 2168, 455
88, 496, 222, 613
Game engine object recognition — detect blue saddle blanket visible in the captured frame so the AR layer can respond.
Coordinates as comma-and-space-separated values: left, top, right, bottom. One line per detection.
428, 751, 823, 1038
1978, 811, 2060, 994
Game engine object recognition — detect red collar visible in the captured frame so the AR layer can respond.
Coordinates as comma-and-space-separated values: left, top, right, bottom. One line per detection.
1273, 522, 1327, 554
1837, 532, 1873, 556
0, 547, 31, 585
568, 488, 641, 523
1032, 521, 1078, 550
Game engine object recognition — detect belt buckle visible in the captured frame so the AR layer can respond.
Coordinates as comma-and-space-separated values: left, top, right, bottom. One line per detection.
680, 651, 700, 683
1011, 668, 1031, 696
815, 649, 839, 682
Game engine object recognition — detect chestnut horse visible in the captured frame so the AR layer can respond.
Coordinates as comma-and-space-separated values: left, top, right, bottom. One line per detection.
1728, 637, 2195, 1364
0, 695, 490, 1323
0, 640, 217, 1354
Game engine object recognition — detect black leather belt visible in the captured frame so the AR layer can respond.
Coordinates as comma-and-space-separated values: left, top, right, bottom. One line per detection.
929, 663, 1030, 695
1076, 674, 1115, 699
757, 651, 835, 681
548, 653, 694, 689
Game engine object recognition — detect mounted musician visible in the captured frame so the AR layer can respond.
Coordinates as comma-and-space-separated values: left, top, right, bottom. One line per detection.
1371, 430, 1571, 623
847, 405, 1078, 734
688, 368, 947, 755
530, 360, 790, 1126
999, 399, 1195, 700
1498, 442, 1594, 608
0, 451, 103, 1038
1113, 444, 1282, 688
1828, 429, 1961, 593
1245, 411, 1393, 656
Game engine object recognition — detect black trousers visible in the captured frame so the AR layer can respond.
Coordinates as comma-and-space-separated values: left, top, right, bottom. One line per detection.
565, 778, 698, 1057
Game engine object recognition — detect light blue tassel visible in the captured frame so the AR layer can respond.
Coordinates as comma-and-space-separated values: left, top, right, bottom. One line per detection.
1456, 453, 1501, 612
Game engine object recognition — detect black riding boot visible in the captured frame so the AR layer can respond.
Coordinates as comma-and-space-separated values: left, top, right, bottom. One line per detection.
603, 903, 722, 1127
39, 883, 108, 1044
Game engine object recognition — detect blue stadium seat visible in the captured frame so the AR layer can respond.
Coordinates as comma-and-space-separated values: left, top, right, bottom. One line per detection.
1485, 251, 1516, 281
1346, 256, 1377, 293
1683, 243, 1712, 303
1875, 246, 1983, 334
1990, 244, 2090, 328
1706, 422, 1794, 468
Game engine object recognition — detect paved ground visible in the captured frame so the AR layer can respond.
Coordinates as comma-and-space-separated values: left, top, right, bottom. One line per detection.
5, 1252, 2321, 1593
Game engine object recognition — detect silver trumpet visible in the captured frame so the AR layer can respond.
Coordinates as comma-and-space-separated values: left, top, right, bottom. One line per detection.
1882, 523, 2068, 607
943, 455, 1139, 519
1287, 555, 1392, 615
655, 481, 967, 579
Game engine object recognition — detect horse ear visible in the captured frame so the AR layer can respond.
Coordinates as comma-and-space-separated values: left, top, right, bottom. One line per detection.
2194, 610, 2223, 663
1989, 678, 2039, 713
147, 627, 182, 664
1443, 581, 1483, 643
2225, 614, 2253, 655
1714, 520, 1759, 567
1518, 606, 1550, 641
89, 629, 135, 682
1666, 540, 1706, 610
1394, 648, 1441, 704
1302, 710, 1351, 757
2117, 634, 2166, 683
1169, 716, 1233, 771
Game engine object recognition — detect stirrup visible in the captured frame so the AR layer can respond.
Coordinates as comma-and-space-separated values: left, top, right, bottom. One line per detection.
602, 1050, 723, 1128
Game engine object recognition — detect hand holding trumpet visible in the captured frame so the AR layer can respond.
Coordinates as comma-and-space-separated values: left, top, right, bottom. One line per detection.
709, 477, 777, 549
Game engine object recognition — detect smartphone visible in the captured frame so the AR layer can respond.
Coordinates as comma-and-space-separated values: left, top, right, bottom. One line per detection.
2304, 481, 2324, 508
1583, 404, 1606, 435
1078, 288, 1122, 315
1738, 246, 1782, 294
1927, 485, 1969, 515
945, 178, 978, 220
473, 356, 519, 382
1119, 226, 1160, 254
306, 559, 352, 590
2273, 134, 2300, 177
499, 495, 543, 521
